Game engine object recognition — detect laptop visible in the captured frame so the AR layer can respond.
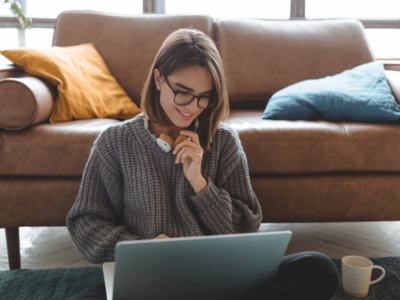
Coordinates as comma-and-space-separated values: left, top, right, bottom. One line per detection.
102, 231, 292, 300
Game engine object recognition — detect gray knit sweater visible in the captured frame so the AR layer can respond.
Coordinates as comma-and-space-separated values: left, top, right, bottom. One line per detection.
66, 113, 263, 264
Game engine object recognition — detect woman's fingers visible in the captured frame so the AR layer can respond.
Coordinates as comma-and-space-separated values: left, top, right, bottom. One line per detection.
175, 147, 202, 164
153, 234, 170, 239
179, 130, 200, 146
172, 130, 201, 155
173, 137, 203, 163
180, 148, 203, 164
153, 234, 185, 239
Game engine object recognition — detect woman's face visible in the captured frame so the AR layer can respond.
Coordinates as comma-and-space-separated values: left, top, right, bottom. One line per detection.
154, 65, 213, 129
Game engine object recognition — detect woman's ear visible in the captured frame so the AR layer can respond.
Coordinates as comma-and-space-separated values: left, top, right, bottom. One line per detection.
153, 69, 162, 89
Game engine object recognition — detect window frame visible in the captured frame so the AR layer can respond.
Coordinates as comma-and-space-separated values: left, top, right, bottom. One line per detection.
1, 0, 399, 64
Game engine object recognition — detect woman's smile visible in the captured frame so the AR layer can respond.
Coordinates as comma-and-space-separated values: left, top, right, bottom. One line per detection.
176, 107, 194, 120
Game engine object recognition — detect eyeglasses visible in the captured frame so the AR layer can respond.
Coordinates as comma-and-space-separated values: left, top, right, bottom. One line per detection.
161, 74, 217, 109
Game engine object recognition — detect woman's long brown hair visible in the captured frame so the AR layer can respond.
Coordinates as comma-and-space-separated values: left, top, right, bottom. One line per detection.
140, 28, 230, 151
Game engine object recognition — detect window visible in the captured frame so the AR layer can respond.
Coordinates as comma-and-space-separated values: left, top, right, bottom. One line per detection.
25, 28, 54, 48
0, 29, 19, 64
1, 0, 400, 64
305, 0, 400, 59
26, 0, 143, 18
306, 0, 400, 19
364, 29, 400, 60
165, 0, 291, 19
0, 28, 18, 49
0, 3, 13, 16
0, 0, 143, 64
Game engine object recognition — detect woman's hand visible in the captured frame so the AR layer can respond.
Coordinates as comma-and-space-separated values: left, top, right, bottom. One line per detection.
173, 130, 207, 194
153, 234, 185, 239
153, 234, 170, 239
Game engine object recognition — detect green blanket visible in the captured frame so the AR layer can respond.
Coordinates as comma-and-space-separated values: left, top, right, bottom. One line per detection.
0, 257, 399, 299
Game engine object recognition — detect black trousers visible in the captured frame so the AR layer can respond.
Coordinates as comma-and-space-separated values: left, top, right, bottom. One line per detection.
68, 251, 339, 300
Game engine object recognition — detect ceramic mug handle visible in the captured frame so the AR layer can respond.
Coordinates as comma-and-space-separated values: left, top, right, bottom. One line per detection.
370, 266, 385, 285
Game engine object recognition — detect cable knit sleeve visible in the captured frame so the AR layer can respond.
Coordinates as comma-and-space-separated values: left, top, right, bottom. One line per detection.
190, 126, 263, 235
66, 128, 139, 265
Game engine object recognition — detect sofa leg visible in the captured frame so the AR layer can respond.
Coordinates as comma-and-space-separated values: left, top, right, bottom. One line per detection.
5, 228, 21, 270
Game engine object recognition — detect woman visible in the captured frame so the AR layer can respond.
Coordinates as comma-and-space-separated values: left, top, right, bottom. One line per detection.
66, 28, 338, 300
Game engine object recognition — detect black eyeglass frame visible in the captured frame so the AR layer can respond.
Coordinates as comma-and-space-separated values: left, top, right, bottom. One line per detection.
161, 74, 217, 109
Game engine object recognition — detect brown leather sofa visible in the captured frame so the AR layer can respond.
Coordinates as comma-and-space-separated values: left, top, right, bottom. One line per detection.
2, 11, 400, 270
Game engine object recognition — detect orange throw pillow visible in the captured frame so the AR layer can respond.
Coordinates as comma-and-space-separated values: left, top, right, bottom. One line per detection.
0, 43, 141, 123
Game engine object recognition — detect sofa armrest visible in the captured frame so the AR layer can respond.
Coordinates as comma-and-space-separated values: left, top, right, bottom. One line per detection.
0, 74, 57, 130
385, 70, 400, 105
0, 64, 27, 80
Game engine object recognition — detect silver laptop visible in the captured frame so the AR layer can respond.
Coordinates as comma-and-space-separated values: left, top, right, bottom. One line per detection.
103, 231, 292, 300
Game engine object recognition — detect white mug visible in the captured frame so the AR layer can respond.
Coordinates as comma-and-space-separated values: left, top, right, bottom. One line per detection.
342, 255, 385, 298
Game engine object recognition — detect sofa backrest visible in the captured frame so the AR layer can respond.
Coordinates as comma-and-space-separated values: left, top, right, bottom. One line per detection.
53, 12, 375, 109
52, 11, 214, 107
217, 18, 375, 108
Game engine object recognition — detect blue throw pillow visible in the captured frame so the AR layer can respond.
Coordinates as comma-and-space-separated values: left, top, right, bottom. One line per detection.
262, 62, 400, 122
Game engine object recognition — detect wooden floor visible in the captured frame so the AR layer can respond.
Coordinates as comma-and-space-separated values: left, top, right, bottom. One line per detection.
1, 222, 400, 270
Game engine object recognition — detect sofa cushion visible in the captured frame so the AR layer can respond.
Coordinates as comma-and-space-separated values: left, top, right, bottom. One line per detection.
52, 11, 214, 107
216, 18, 374, 108
0, 118, 119, 176
227, 110, 400, 174
262, 62, 400, 122
2, 110, 400, 177
0, 43, 141, 123
0, 76, 56, 130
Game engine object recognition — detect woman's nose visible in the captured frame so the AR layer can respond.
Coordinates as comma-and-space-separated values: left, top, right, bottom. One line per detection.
185, 98, 198, 112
